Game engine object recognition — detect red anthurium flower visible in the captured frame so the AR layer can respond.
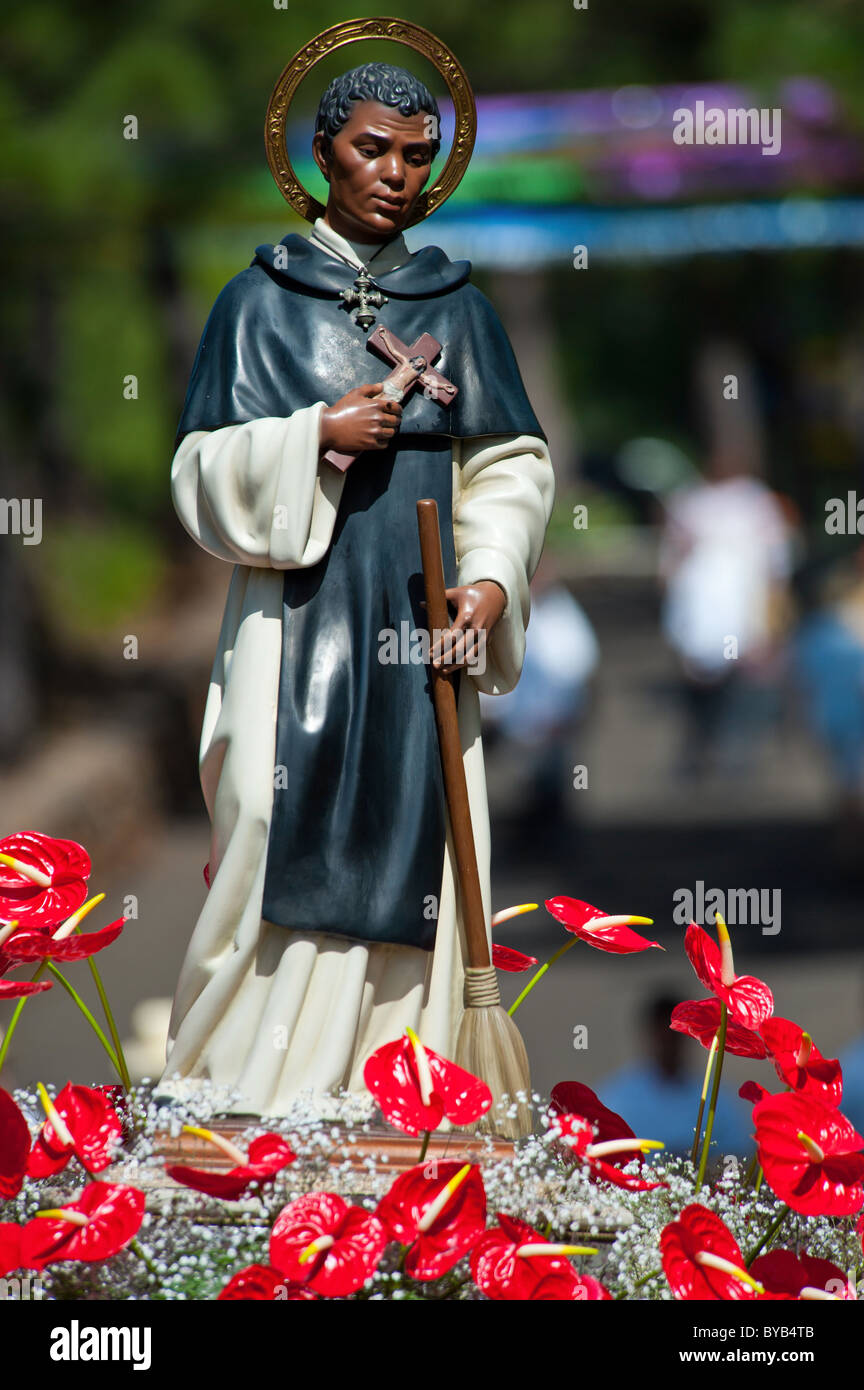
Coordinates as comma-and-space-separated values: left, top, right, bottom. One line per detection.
0, 1087, 30, 1199
547, 1111, 666, 1191
270, 1192, 387, 1297
0, 1223, 21, 1276
545, 897, 660, 954
166, 1126, 296, 1199
218, 1264, 316, 1300
661, 1205, 763, 1300
0, 922, 123, 968
759, 1018, 842, 1107
363, 1027, 492, 1136
753, 1092, 864, 1217
0, 833, 90, 930
750, 1248, 855, 1301
684, 915, 773, 1030
535, 1270, 611, 1300
376, 1161, 486, 1280
671, 998, 769, 1060
491, 943, 538, 972
551, 1081, 634, 1148
28, 1083, 122, 1179
0, 977, 53, 999
470, 1212, 602, 1300
490, 903, 539, 972
549, 1084, 671, 1189
739, 1080, 771, 1106
20, 1182, 145, 1269
0, 900, 123, 973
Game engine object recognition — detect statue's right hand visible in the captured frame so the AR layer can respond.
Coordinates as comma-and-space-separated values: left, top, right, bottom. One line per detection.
319, 383, 402, 455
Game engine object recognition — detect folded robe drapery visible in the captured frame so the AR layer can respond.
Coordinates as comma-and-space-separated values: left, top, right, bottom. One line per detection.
262, 434, 458, 951
158, 222, 555, 1115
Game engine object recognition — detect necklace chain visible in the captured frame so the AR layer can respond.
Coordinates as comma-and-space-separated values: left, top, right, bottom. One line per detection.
312, 230, 394, 278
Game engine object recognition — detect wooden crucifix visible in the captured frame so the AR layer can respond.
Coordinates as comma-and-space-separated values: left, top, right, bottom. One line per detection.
321, 324, 458, 472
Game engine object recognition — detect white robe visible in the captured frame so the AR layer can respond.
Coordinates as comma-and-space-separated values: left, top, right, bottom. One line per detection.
158, 220, 555, 1117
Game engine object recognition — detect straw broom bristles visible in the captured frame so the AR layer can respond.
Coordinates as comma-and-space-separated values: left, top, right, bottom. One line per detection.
457, 967, 533, 1140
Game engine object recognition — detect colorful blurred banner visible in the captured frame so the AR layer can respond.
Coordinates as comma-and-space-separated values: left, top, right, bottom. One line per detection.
406, 199, 864, 266
282, 77, 864, 265
289, 78, 861, 204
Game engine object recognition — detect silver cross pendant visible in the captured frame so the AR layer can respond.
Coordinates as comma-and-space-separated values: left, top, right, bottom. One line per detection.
340, 269, 389, 332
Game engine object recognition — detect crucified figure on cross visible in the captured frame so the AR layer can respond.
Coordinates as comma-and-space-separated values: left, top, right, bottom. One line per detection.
321, 324, 458, 471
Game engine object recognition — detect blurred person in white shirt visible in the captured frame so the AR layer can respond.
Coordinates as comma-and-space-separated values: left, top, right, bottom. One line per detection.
660, 449, 796, 776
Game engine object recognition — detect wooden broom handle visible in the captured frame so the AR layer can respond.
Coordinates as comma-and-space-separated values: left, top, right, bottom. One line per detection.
417, 498, 491, 971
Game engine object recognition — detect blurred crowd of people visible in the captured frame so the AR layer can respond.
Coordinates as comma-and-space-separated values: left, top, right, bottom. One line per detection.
660, 449, 864, 837
482, 440, 864, 1116
485, 442, 864, 842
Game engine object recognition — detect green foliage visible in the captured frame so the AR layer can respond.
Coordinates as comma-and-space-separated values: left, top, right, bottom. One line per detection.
715, 1, 864, 120
58, 263, 174, 514
34, 522, 165, 639
546, 491, 638, 551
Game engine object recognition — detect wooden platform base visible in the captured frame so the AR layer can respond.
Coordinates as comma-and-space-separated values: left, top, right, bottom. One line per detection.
93, 1120, 627, 1239
154, 1118, 516, 1174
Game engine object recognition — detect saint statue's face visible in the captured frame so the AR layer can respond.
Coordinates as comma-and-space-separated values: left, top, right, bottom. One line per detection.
312, 99, 434, 242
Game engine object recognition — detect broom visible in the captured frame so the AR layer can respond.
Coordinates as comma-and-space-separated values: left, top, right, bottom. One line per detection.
416, 498, 533, 1141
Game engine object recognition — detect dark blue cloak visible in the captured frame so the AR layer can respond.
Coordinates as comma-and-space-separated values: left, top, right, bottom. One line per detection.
176, 232, 544, 951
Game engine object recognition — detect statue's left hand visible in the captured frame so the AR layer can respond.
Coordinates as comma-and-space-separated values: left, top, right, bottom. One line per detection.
430, 580, 507, 670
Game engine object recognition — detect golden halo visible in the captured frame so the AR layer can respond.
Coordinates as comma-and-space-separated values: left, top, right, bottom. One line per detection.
264, 17, 476, 227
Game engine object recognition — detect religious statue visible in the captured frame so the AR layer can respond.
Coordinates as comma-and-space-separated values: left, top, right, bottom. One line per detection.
157, 20, 555, 1124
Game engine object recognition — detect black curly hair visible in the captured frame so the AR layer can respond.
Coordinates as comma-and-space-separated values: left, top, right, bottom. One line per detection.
314, 62, 441, 161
